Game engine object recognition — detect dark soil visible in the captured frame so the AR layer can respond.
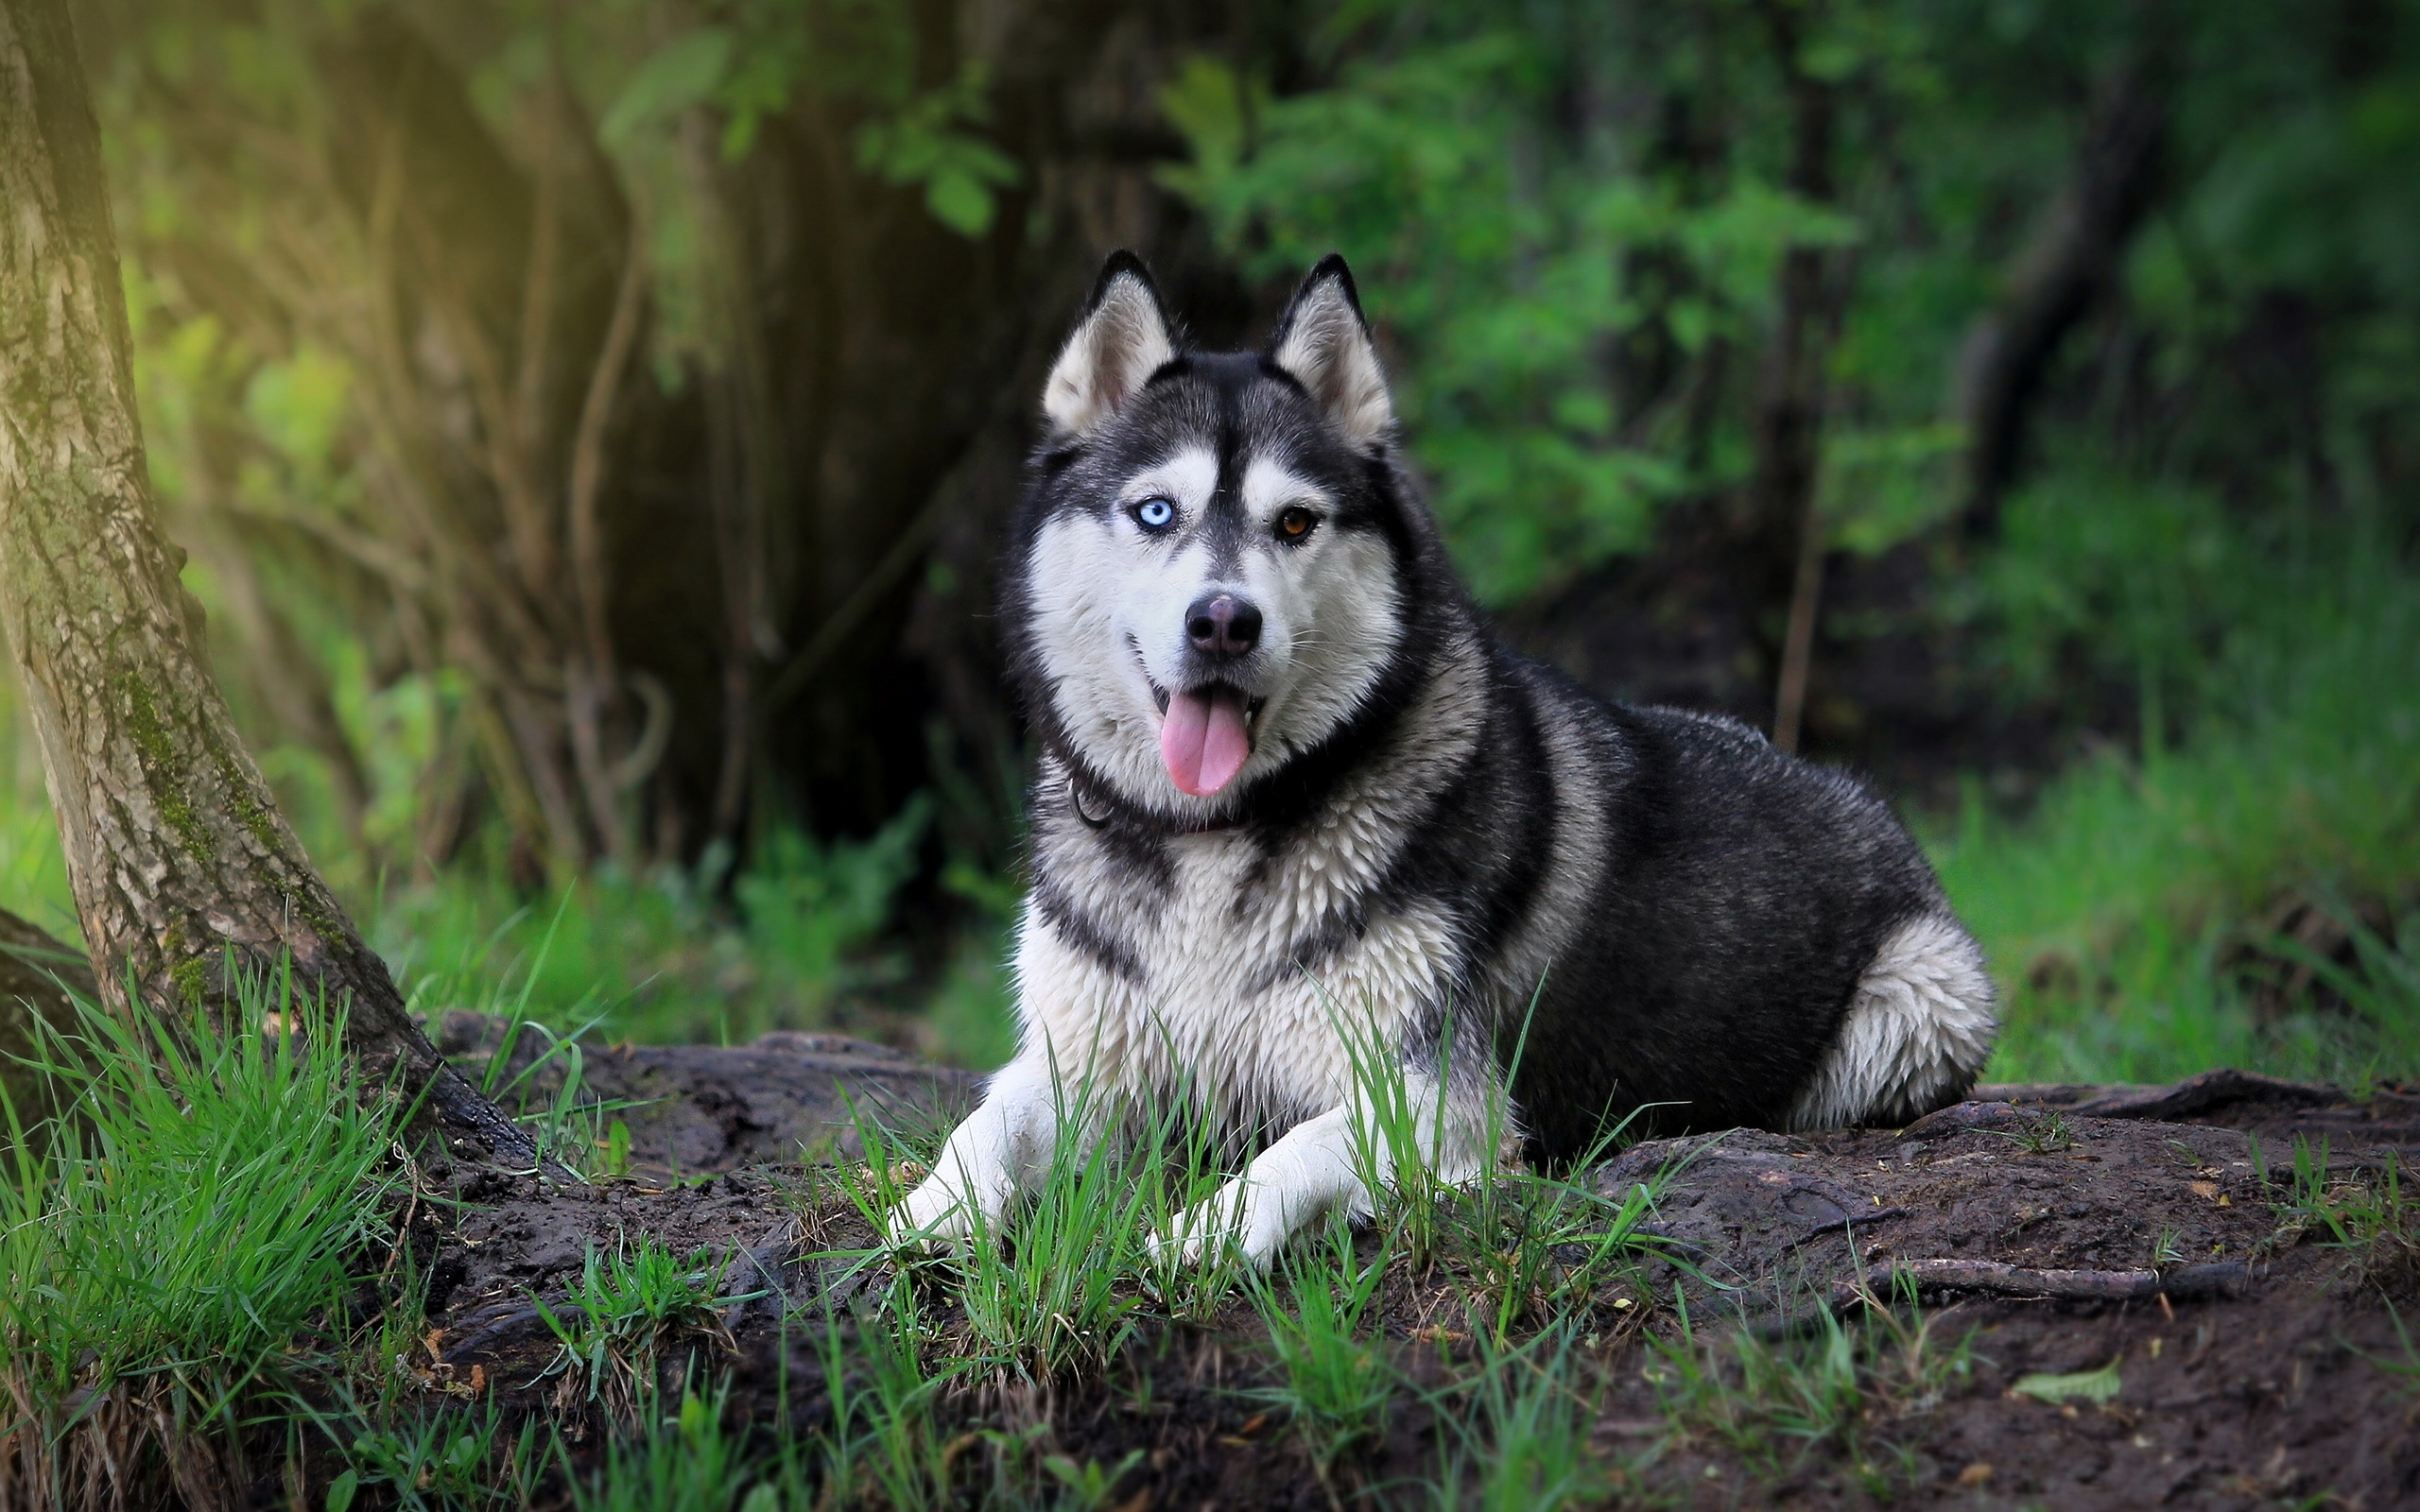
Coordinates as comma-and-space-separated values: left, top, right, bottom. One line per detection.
407, 1035, 2420, 1509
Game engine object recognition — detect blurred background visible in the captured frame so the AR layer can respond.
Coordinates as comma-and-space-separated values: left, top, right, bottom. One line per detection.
5, 0, 2412, 1084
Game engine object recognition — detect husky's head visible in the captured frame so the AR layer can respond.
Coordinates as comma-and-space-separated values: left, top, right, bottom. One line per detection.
1007, 252, 1455, 821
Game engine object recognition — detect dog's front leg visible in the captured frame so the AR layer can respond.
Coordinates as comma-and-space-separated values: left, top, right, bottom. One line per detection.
1171, 1070, 1495, 1268
890, 1054, 1071, 1246
1168, 1106, 1366, 1267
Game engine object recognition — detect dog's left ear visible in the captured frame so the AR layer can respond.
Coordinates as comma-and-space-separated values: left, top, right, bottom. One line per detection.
1268, 254, 1393, 451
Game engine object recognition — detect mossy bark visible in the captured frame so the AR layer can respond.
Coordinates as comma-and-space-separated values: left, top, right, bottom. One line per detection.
0, 0, 533, 1166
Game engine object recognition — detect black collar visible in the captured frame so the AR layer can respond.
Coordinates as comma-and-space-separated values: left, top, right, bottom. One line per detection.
1065, 771, 1244, 835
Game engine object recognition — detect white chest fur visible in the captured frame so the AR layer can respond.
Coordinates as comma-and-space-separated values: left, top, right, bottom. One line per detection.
1016, 808, 1460, 1133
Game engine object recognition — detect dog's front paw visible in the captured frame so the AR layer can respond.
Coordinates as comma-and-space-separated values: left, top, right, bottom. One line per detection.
886, 1171, 978, 1252
1160, 1177, 1291, 1270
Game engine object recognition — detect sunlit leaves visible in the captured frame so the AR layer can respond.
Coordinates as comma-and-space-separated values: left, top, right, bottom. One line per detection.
243, 344, 353, 472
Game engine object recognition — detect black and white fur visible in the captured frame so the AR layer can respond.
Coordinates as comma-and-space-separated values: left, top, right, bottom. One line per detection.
894, 253, 1997, 1264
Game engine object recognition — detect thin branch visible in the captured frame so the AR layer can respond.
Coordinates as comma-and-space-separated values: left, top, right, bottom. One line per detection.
1771, 494, 1824, 754
568, 216, 647, 689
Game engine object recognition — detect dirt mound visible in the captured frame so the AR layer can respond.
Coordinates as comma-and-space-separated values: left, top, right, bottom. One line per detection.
405, 1056, 2418, 1508
422, 1009, 977, 1175
1585, 1104, 2414, 1505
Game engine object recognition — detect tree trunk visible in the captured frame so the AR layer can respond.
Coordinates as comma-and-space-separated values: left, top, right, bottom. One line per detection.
1953, 60, 2167, 541
1752, 0, 1846, 752
0, 0, 532, 1167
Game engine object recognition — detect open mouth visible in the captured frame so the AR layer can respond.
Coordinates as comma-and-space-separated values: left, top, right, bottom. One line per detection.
1132, 643, 1265, 797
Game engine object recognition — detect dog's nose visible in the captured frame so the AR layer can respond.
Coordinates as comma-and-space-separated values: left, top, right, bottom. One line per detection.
1185, 594, 1262, 658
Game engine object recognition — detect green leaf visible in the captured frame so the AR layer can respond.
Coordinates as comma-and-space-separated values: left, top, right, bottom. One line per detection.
1159, 56, 1266, 179
2012, 1357, 2122, 1405
601, 29, 735, 149
925, 172, 995, 236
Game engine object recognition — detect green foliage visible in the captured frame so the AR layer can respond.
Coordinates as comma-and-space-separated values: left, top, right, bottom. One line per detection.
1163, 0, 2420, 641
600, 4, 1019, 231
0, 964, 397, 1497
2009, 1358, 2122, 1407
808, 1280, 965, 1511
851, 67, 1023, 236
327, 1408, 545, 1512
1426, 1330, 1599, 1512
377, 799, 939, 1051
1167, 33, 1720, 603
2363, 1306, 2420, 1406
1157, 1, 2003, 603
2265, 1138, 2414, 1263
1647, 1281, 1974, 1487
1041, 1449, 1147, 1512
876, 1070, 1238, 1377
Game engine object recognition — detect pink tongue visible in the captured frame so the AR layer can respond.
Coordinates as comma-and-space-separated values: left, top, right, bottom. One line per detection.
1159, 686, 1252, 797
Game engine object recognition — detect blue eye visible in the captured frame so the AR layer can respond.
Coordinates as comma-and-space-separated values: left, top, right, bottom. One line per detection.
1133, 497, 1176, 532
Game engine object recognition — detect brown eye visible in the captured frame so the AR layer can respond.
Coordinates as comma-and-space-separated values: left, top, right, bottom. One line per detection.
1277, 507, 1317, 540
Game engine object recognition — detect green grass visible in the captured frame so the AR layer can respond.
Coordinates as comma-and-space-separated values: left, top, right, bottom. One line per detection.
323, 1404, 547, 1512
1934, 547, 2420, 1086
369, 797, 981, 1054
1250, 1221, 1394, 1469
1426, 1328, 1600, 1512
834, 1064, 1245, 1376
809, 1281, 964, 1512
0, 964, 399, 1507
532, 1238, 751, 1427
566, 1387, 771, 1512
1644, 1278, 1975, 1494
1333, 991, 1680, 1344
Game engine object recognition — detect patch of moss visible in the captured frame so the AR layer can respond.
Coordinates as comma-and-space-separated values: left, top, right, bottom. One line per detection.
122, 668, 348, 956
121, 676, 211, 866
168, 954, 206, 1009
197, 735, 342, 939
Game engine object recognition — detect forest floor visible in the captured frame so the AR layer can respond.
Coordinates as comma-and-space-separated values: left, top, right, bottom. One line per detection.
382, 1028, 2420, 1511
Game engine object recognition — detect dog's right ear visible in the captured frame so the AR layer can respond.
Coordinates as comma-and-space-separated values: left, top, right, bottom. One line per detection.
1043, 252, 1177, 439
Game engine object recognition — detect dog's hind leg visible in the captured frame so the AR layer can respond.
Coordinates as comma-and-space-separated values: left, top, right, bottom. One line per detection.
1786, 913, 1998, 1131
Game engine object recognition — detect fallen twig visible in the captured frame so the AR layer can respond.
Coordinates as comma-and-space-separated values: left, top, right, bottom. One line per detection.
1867, 1259, 2250, 1302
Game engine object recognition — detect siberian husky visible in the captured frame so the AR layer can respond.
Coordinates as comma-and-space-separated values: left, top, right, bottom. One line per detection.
893, 252, 1997, 1264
